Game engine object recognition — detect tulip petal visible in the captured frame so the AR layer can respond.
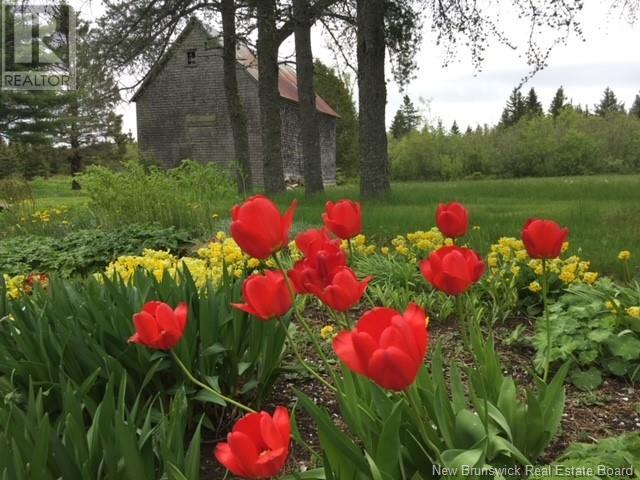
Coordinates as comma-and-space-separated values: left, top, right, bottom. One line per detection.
333, 332, 368, 376
368, 347, 417, 391
228, 431, 260, 478
272, 406, 291, 445
131, 311, 160, 346
214, 442, 249, 477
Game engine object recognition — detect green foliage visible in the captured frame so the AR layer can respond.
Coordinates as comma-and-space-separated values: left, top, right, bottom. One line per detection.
529, 433, 640, 480
0, 374, 200, 479
81, 159, 238, 235
0, 224, 192, 276
0, 270, 287, 416
532, 279, 640, 389
390, 108, 640, 180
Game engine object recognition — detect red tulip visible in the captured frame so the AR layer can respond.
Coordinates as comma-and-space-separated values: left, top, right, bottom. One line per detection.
322, 200, 362, 239
231, 195, 297, 259
215, 406, 291, 479
232, 270, 293, 320
521, 219, 569, 259
295, 227, 332, 257
420, 246, 485, 296
307, 266, 371, 312
289, 240, 346, 294
333, 304, 429, 391
129, 301, 188, 350
436, 202, 469, 238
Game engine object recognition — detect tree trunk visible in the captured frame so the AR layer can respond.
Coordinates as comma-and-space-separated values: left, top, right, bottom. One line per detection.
256, 0, 285, 194
69, 135, 82, 190
357, 0, 390, 198
294, 0, 324, 195
221, 0, 252, 197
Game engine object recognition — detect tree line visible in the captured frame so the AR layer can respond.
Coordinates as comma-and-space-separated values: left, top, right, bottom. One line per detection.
2, 1, 603, 196
389, 86, 640, 181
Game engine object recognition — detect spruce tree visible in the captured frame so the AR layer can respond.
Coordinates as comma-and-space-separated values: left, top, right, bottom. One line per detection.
390, 95, 420, 139
499, 88, 526, 127
595, 87, 626, 116
450, 120, 460, 135
549, 86, 567, 118
629, 93, 640, 119
465, 125, 473, 135
525, 87, 543, 116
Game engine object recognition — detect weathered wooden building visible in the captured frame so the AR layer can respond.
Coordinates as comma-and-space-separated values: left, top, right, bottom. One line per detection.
132, 19, 338, 188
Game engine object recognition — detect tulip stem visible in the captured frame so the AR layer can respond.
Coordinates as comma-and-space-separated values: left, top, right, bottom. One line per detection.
273, 254, 338, 393
170, 351, 255, 413
347, 238, 355, 259
542, 258, 551, 383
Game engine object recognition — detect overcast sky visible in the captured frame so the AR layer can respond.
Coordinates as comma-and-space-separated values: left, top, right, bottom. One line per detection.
75, 1, 640, 137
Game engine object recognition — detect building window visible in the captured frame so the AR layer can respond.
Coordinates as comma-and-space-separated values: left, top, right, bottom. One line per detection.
187, 49, 196, 65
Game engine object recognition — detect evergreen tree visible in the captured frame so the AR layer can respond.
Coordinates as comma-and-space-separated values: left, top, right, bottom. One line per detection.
314, 60, 359, 177
499, 88, 526, 127
549, 86, 567, 118
629, 93, 640, 119
525, 87, 543, 117
450, 120, 460, 135
595, 87, 626, 116
465, 125, 473, 135
390, 95, 420, 139
0, 5, 70, 145
59, 21, 123, 184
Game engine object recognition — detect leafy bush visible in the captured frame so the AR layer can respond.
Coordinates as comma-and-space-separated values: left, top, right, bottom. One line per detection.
533, 279, 640, 389
0, 224, 193, 276
81, 159, 238, 235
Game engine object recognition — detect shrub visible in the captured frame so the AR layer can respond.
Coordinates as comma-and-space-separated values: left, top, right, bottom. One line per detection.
81, 159, 238, 235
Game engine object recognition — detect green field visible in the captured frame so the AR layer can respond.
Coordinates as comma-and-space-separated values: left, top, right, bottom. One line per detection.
276, 175, 640, 275
8, 174, 640, 275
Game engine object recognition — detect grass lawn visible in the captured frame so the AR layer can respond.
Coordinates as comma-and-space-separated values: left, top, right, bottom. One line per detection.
28, 176, 90, 209
276, 174, 640, 275
10, 174, 640, 275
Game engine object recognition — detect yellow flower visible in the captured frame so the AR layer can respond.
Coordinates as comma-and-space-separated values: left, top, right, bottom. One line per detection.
605, 300, 618, 312
444, 238, 454, 246
212, 213, 219, 219
582, 272, 598, 284
618, 250, 631, 261
320, 325, 335, 340
381, 246, 389, 256
561, 241, 569, 253
559, 270, 576, 284
510, 265, 520, 276
487, 253, 498, 268
472, 225, 480, 231
626, 306, 640, 319
528, 281, 542, 293
216, 231, 226, 241
247, 258, 260, 269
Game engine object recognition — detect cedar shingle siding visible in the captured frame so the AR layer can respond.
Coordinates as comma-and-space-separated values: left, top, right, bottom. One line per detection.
133, 21, 337, 188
